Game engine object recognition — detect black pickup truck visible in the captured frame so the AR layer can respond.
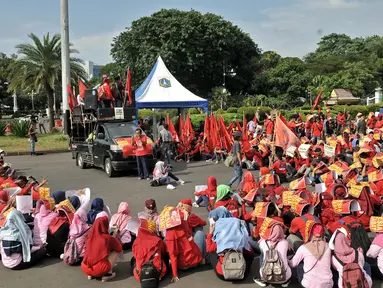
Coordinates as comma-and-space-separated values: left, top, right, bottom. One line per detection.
70, 108, 156, 177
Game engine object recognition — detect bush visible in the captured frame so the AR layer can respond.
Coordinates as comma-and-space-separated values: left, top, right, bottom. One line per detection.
52, 134, 68, 142
190, 114, 206, 128
227, 107, 238, 113
0, 122, 6, 136
216, 108, 224, 114
188, 108, 201, 115
11, 120, 30, 138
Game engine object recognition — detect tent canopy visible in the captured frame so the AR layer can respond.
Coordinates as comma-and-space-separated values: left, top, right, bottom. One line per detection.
135, 56, 208, 112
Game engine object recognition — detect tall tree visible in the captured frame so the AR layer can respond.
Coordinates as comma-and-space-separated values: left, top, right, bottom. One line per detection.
8, 33, 86, 130
111, 9, 260, 96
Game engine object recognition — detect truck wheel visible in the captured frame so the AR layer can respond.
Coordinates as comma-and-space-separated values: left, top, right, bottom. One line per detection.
104, 158, 115, 177
77, 153, 86, 169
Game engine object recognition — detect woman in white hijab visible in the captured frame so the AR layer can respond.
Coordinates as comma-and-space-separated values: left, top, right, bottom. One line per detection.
0, 210, 46, 269
152, 161, 185, 190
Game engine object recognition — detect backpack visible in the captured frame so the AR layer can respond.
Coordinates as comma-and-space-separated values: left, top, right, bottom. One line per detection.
224, 153, 235, 167
138, 252, 162, 288
261, 241, 286, 284
333, 249, 369, 288
63, 238, 80, 265
346, 221, 371, 254
221, 250, 246, 280
97, 85, 106, 100
224, 199, 239, 218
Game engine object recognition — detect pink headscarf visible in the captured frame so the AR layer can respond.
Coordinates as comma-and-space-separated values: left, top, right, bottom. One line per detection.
110, 202, 131, 231
69, 208, 89, 238
267, 224, 285, 248
333, 229, 356, 263
372, 233, 383, 248
33, 200, 57, 247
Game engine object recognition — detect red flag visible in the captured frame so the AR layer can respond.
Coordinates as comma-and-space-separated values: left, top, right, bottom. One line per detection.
67, 84, 76, 111
219, 117, 233, 151
242, 112, 248, 141
226, 122, 234, 134
78, 78, 88, 99
210, 114, 220, 149
203, 114, 211, 150
185, 114, 194, 146
125, 68, 133, 105
274, 116, 301, 149
166, 114, 179, 142
179, 115, 185, 145
312, 89, 323, 111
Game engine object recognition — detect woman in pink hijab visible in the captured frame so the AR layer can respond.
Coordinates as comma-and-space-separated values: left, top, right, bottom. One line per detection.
254, 223, 291, 287
330, 228, 372, 288
33, 200, 57, 248
367, 232, 383, 279
67, 207, 90, 260
109, 202, 133, 249
289, 222, 333, 288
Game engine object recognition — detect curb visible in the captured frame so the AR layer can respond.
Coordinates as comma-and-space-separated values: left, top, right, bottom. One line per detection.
5, 150, 71, 156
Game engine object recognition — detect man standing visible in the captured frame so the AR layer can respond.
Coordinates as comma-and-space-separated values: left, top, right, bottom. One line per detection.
159, 124, 173, 165
228, 131, 243, 187
112, 76, 124, 107
38, 113, 46, 134
132, 128, 150, 180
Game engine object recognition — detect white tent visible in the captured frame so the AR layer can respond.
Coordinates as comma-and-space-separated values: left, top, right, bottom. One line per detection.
135, 56, 208, 112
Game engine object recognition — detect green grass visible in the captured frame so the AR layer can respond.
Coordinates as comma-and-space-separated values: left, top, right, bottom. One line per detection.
0, 133, 69, 153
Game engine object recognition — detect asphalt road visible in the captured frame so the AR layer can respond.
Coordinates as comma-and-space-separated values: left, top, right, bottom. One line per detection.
0, 153, 382, 288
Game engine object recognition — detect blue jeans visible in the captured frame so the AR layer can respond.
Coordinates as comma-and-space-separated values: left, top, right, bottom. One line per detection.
196, 195, 209, 207
30, 139, 35, 153
159, 177, 171, 185
228, 163, 243, 187
161, 144, 172, 165
136, 155, 148, 178
194, 230, 206, 258
312, 136, 320, 145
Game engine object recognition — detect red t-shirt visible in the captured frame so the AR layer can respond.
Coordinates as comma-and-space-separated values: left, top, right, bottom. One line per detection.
271, 160, 287, 175
133, 135, 148, 156
290, 214, 318, 238
265, 120, 274, 135
312, 122, 322, 137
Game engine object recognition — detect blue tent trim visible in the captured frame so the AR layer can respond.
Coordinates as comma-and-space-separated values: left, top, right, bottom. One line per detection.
136, 101, 208, 113
135, 59, 158, 101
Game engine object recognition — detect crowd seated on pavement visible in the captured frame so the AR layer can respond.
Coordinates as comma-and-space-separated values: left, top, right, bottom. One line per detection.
2, 110, 383, 287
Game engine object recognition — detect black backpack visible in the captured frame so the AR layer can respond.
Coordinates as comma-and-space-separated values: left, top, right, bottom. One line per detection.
139, 253, 162, 288
344, 221, 371, 254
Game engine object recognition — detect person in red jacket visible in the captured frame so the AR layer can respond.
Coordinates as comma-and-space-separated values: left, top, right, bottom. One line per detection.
165, 199, 204, 283
193, 176, 217, 210
367, 114, 376, 129
376, 114, 383, 128
98, 77, 114, 108
311, 117, 322, 144
264, 117, 274, 141
337, 112, 346, 132
131, 219, 167, 283
214, 185, 240, 218
81, 215, 122, 281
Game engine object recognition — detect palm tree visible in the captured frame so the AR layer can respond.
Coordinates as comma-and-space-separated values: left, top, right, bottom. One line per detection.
8, 33, 86, 131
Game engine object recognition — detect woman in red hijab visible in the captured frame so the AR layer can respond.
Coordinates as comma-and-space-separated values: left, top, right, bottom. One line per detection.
165, 199, 204, 282
238, 171, 258, 196
0, 190, 9, 213
131, 219, 167, 283
81, 215, 122, 281
193, 176, 217, 210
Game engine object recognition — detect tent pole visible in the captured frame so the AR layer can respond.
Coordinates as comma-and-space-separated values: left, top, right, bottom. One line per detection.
153, 108, 157, 140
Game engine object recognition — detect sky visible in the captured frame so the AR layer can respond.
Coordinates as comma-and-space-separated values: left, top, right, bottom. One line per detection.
1, 0, 383, 65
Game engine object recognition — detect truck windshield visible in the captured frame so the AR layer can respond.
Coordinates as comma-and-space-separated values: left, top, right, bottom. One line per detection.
104, 122, 139, 138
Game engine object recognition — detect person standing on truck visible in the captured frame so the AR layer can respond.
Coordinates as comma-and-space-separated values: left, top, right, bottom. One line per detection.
111, 76, 124, 108
97, 77, 114, 108
159, 124, 173, 165
132, 128, 150, 180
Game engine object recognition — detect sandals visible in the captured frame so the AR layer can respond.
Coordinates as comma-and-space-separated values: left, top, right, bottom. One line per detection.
101, 272, 116, 282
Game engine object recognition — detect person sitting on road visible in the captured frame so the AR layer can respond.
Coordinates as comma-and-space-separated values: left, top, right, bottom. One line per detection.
138, 199, 159, 222
81, 214, 122, 282
33, 200, 57, 248
207, 207, 253, 281
69, 195, 81, 211
87, 198, 106, 225
46, 201, 74, 258
165, 199, 205, 283
152, 161, 185, 190
0, 210, 46, 270
214, 185, 241, 218
289, 222, 333, 288
109, 202, 135, 250
131, 219, 168, 284
63, 207, 90, 265
0, 189, 9, 213
52, 191, 66, 205
193, 176, 217, 210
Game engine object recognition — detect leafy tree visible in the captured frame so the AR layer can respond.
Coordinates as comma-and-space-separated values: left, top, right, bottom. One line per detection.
111, 9, 260, 96
0, 53, 16, 115
266, 57, 311, 108
211, 87, 232, 110
7, 33, 86, 130
99, 62, 124, 79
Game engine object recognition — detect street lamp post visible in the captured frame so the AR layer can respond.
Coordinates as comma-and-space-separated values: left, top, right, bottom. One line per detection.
60, 0, 71, 133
